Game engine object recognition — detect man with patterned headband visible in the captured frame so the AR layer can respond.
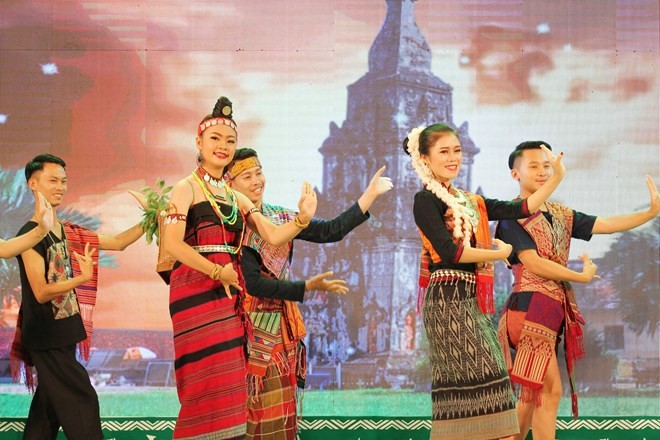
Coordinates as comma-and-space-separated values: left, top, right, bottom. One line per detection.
496, 140, 660, 440
12, 153, 145, 440
226, 148, 393, 440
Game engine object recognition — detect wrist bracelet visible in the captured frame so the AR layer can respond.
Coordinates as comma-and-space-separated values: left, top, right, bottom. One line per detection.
294, 215, 310, 229
245, 207, 260, 218
210, 264, 223, 280
34, 228, 48, 238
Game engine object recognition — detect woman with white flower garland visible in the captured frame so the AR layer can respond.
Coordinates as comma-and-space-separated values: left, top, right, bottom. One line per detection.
404, 123, 564, 440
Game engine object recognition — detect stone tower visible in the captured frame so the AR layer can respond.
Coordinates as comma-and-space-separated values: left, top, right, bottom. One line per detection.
294, 0, 480, 386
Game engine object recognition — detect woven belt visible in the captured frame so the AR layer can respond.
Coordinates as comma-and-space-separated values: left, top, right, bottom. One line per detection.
429, 269, 476, 284
192, 245, 239, 254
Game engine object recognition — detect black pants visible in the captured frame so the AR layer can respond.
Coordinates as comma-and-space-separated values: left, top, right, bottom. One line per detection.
24, 344, 103, 440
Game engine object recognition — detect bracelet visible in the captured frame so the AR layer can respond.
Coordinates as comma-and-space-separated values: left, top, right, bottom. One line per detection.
163, 213, 187, 225
34, 228, 48, 238
294, 215, 310, 229
245, 207, 260, 218
210, 264, 223, 280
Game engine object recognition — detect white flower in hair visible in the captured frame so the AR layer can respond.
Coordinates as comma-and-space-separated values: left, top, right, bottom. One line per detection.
405, 125, 474, 246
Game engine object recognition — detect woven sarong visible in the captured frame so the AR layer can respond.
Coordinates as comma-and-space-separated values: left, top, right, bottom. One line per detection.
422, 270, 518, 440
169, 202, 248, 440
246, 349, 298, 440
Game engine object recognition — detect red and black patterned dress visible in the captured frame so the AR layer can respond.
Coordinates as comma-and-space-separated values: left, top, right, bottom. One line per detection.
169, 201, 249, 440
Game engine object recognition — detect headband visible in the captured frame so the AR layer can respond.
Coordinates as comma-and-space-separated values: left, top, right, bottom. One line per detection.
198, 117, 238, 136
225, 156, 261, 180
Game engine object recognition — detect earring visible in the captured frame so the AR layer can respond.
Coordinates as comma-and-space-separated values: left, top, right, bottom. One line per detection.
196, 153, 203, 165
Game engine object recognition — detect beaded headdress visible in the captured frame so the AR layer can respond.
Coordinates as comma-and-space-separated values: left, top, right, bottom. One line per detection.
198, 97, 238, 136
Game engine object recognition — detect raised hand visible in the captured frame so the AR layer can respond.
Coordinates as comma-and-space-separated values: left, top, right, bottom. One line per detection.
540, 144, 565, 179
219, 263, 242, 299
367, 166, 394, 197
357, 165, 394, 213
33, 191, 54, 236
297, 182, 317, 223
305, 271, 349, 295
645, 176, 659, 217
73, 242, 97, 282
577, 252, 600, 282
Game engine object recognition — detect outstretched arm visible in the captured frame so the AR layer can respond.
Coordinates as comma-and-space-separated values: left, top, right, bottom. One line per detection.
592, 176, 659, 234
0, 191, 53, 259
242, 182, 317, 246
241, 247, 306, 301
98, 191, 147, 251
518, 249, 599, 283
242, 247, 348, 300
98, 223, 144, 251
526, 145, 566, 213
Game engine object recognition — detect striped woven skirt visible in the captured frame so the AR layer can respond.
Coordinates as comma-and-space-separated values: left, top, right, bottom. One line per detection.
246, 350, 298, 440
422, 270, 518, 440
170, 258, 248, 440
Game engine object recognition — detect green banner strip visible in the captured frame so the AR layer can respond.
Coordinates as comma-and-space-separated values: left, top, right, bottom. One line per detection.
0, 417, 657, 440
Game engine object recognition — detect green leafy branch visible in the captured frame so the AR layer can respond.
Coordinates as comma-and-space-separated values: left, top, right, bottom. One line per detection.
140, 179, 172, 245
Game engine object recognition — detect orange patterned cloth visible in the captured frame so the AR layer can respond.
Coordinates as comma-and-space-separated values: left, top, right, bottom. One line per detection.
417, 191, 495, 314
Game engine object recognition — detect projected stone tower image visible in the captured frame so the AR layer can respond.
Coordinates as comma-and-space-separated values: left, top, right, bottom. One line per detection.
293, 0, 480, 386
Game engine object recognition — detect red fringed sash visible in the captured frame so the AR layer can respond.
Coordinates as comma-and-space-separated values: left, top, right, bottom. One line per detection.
63, 222, 100, 360
10, 222, 99, 391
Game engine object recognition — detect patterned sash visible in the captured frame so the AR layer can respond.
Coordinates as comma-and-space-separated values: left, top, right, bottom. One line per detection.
242, 203, 307, 377
10, 222, 99, 390
507, 202, 585, 417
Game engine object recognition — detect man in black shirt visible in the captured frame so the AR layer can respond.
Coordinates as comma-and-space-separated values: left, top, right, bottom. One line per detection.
226, 148, 392, 439
14, 154, 145, 440
496, 141, 659, 440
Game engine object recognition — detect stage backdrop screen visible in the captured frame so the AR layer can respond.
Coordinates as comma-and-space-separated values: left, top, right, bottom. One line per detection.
0, 0, 658, 420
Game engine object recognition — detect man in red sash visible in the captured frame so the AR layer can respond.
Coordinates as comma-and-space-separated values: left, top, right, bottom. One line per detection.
12, 154, 145, 440
226, 148, 392, 440
496, 141, 659, 440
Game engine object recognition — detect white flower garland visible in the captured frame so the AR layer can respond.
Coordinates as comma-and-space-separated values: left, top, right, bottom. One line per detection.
406, 125, 474, 246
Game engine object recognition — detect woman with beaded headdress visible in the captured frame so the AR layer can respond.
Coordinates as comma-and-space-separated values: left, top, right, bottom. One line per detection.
162, 97, 317, 440
403, 123, 565, 440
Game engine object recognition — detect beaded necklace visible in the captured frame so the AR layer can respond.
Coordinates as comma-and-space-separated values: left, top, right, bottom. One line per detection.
192, 169, 243, 255
193, 168, 239, 225
450, 186, 479, 232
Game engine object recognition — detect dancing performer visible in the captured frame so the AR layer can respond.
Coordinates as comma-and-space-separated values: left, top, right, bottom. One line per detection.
403, 124, 565, 440
162, 98, 317, 439
0, 191, 53, 259
226, 148, 393, 439
496, 141, 659, 440
12, 154, 145, 440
